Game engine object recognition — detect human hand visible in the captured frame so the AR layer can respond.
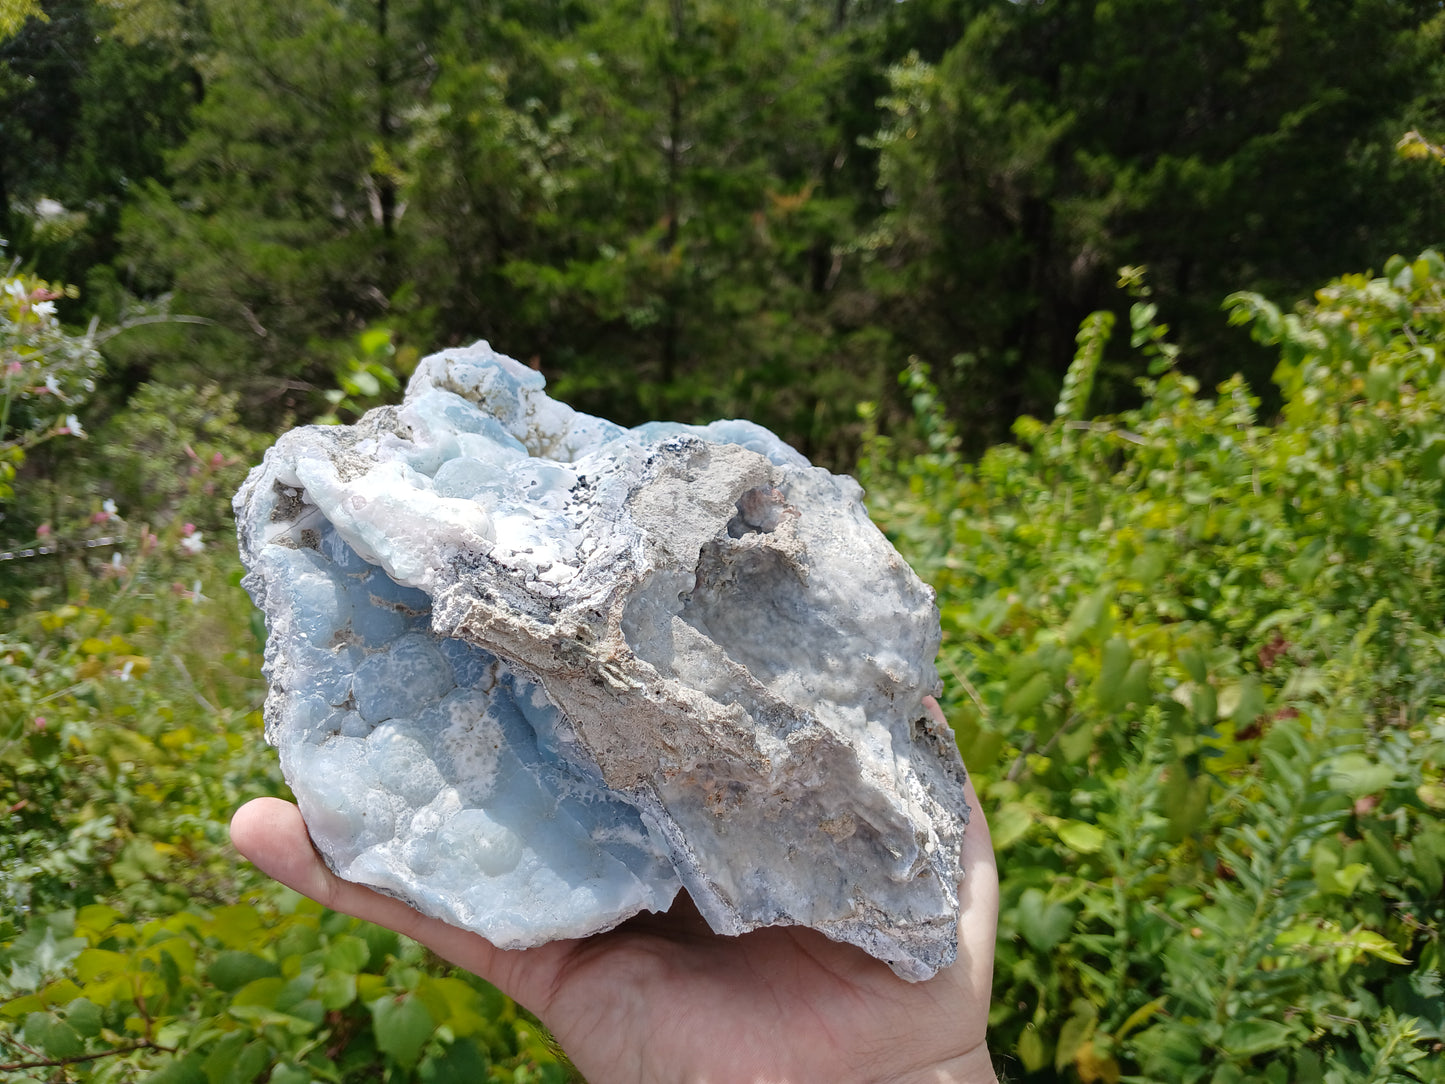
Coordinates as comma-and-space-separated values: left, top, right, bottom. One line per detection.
230, 702, 999, 1084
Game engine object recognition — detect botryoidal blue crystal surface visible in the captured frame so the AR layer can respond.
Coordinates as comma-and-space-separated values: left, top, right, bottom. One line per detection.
234, 344, 970, 981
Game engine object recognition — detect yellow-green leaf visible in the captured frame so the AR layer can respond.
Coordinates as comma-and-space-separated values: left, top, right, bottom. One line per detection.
1057, 821, 1106, 854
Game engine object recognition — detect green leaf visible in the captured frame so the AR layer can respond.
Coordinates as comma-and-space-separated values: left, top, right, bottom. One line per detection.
1016, 887, 1075, 953
62, 997, 103, 1038
1177, 647, 1208, 685
1064, 587, 1112, 645
203, 1033, 265, 1084
1410, 827, 1445, 892
1329, 753, 1394, 799
418, 1038, 491, 1084
358, 328, 393, 356
1349, 931, 1409, 965
360, 924, 400, 964
1419, 435, 1445, 480
322, 934, 371, 973
317, 969, 358, 1011
208, 952, 279, 993
1119, 659, 1152, 706
23, 1011, 84, 1058
1116, 997, 1166, 1040
1017, 1027, 1048, 1072
1417, 782, 1445, 810
146, 1054, 207, 1084
1364, 362, 1397, 403
350, 370, 381, 397
1092, 636, 1133, 710
1192, 682, 1217, 725
1218, 677, 1266, 725
229, 976, 286, 1010
1220, 1017, 1298, 1058
1057, 721, 1094, 765
990, 802, 1033, 851
1057, 821, 1106, 854
371, 992, 437, 1069
1004, 671, 1053, 718
1054, 1002, 1098, 1071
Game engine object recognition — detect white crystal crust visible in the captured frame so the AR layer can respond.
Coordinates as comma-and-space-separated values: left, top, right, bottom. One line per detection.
235, 342, 970, 980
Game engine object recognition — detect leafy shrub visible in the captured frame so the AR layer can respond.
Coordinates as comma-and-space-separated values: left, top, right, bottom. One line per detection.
0, 892, 570, 1083
0, 263, 99, 501
863, 254, 1445, 1082
86, 381, 270, 538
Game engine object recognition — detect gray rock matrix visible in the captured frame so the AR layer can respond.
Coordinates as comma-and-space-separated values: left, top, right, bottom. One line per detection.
234, 343, 970, 981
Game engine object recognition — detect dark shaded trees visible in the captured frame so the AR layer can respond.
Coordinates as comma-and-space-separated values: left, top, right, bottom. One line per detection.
118, 0, 421, 402
490, 0, 882, 457
872, 0, 1445, 439
10, 0, 1443, 453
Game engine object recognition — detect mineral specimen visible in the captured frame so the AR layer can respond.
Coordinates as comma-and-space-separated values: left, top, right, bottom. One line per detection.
234, 343, 970, 981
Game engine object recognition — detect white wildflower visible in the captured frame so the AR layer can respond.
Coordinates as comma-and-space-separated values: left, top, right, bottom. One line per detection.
43, 374, 61, 395
102, 498, 117, 515
63, 413, 84, 437
179, 532, 205, 556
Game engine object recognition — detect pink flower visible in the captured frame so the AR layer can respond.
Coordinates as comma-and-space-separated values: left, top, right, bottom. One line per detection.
211, 451, 225, 467
181, 523, 196, 536
36, 523, 50, 538
33, 716, 46, 731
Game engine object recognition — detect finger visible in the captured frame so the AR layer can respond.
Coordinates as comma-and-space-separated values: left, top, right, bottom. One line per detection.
922, 697, 999, 982
923, 695, 997, 863
230, 797, 567, 1005
958, 765, 996, 868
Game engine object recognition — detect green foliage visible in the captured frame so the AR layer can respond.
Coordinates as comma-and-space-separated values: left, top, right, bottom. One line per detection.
0, 892, 570, 1082
9, 0, 1445, 458
0, 0, 196, 292
868, 0, 1445, 444
0, 0, 46, 40
315, 325, 412, 426
0, 560, 270, 917
865, 254, 1445, 1081
494, 0, 875, 456
86, 381, 270, 536
0, 264, 98, 500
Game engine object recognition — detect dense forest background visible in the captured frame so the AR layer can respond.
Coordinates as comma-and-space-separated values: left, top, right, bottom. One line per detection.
4, 1, 1445, 1082
4, 0, 1444, 481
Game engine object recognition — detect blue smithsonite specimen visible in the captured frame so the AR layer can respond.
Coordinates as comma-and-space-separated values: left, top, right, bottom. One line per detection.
234, 344, 970, 981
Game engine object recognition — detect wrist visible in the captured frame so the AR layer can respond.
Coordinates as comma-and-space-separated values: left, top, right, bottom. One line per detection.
886, 1044, 998, 1084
